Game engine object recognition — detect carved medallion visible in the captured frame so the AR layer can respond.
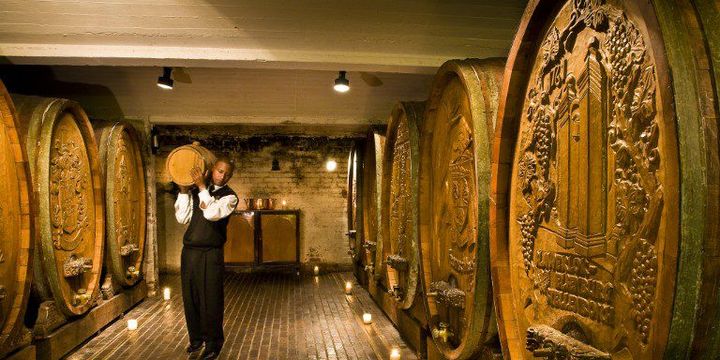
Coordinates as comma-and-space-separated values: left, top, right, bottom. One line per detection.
50, 118, 90, 252
507, 0, 671, 356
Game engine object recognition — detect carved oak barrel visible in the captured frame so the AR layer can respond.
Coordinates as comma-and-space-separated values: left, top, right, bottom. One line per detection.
380, 101, 424, 310
94, 121, 146, 287
0, 83, 34, 357
489, 0, 720, 358
360, 128, 385, 281
417, 58, 504, 360
165, 141, 216, 186
346, 140, 364, 280
12, 95, 104, 317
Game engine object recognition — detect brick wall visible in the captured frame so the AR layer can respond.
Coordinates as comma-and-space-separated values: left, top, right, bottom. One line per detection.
155, 125, 358, 272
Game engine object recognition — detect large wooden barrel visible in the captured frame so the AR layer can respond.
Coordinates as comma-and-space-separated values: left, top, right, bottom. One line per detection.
380, 101, 424, 310
0, 83, 34, 357
94, 121, 146, 287
417, 58, 504, 360
166, 141, 216, 186
13, 95, 104, 317
360, 128, 385, 281
489, 0, 720, 358
346, 140, 364, 281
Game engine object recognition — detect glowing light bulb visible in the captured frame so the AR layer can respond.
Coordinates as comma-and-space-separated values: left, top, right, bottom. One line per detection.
345, 281, 353, 295
163, 287, 171, 300
326, 160, 337, 172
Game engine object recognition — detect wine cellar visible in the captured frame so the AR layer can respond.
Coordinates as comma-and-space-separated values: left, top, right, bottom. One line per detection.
1, 0, 719, 359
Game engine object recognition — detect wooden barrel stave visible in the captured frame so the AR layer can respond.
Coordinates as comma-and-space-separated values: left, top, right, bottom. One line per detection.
95, 121, 147, 287
0, 82, 34, 357
381, 101, 424, 310
165, 141, 216, 186
418, 58, 504, 360
489, 0, 720, 358
12, 95, 104, 318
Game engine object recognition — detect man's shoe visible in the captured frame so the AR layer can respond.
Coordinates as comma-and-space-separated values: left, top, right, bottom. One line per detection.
200, 348, 219, 360
186, 342, 203, 353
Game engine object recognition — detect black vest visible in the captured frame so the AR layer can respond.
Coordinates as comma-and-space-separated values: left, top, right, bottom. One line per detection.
183, 185, 237, 248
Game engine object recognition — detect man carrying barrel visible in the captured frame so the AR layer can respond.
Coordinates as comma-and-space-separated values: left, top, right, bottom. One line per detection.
174, 156, 238, 360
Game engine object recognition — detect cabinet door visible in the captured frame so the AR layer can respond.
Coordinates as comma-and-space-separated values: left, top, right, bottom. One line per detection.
260, 214, 297, 263
224, 213, 255, 264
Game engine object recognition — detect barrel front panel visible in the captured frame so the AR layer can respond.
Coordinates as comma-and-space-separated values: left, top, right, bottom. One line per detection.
383, 108, 420, 310
500, 1, 678, 358
44, 112, 100, 314
362, 132, 385, 279
0, 88, 32, 355
425, 76, 480, 353
106, 127, 146, 286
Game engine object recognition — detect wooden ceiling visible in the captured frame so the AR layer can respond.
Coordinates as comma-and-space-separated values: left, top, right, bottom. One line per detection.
0, 0, 527, 128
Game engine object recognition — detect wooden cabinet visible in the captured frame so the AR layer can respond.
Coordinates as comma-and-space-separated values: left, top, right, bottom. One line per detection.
224, 210, 300, 270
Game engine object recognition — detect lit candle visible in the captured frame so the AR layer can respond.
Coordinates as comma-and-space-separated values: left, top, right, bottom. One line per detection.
362, 313, 372, 324
163, 287, 171, 300
390, 348, 401, 360
344, 281, 353, 295
281, 199, 287, 208
127, 319, 138, 331
313, 266, 320, 276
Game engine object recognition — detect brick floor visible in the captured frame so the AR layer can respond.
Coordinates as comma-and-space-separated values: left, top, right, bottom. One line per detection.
66, 272, 417, 360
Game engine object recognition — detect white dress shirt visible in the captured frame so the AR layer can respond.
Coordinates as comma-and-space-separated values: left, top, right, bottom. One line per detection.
174, 184, 238, 224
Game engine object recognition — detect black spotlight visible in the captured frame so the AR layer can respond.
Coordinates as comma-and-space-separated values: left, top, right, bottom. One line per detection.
271, 158, 280, 171
334, 71, 349, 93
157, 67, 174, 90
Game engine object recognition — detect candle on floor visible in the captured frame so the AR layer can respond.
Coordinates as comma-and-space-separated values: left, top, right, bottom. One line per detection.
127, 319, 138, 331
163, 287, 171, 300
313, 266, 320, 276
344, 281, 353, 295
363, 313, 372, 324
390, 348, 401, 359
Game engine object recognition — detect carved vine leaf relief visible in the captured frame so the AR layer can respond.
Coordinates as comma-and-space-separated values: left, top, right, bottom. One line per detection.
50, 133, 89, 252
515, 0, 661, 344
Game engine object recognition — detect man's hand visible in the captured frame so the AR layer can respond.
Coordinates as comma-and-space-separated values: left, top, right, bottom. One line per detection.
178, 185, 191, 193
190, 166, 207, 191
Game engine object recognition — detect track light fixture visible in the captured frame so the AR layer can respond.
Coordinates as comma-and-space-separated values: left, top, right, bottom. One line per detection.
334, 71, 350, 93
157, 67, 174, 90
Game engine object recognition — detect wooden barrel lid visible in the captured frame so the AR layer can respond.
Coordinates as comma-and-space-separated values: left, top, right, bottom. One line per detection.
166, 142, 216, 186
490, 0, 720, 358
13, 95, 104, 317
96, 121, 146, 287
418, 58, 504, 360
0, 83, 34, 357
361, 129, 385, 281
381, 101, 424, 310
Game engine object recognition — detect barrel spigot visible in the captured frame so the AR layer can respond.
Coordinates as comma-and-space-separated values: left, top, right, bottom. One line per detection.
432, 322, 453, 343
72, 288, 91, 306
389, 285, 404, 300
126, 266, 140, 279
63, 255, 93, 278
120, 243, 140, 256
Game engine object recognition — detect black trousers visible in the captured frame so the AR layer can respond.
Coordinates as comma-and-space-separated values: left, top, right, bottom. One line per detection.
181, 246, 225, 349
